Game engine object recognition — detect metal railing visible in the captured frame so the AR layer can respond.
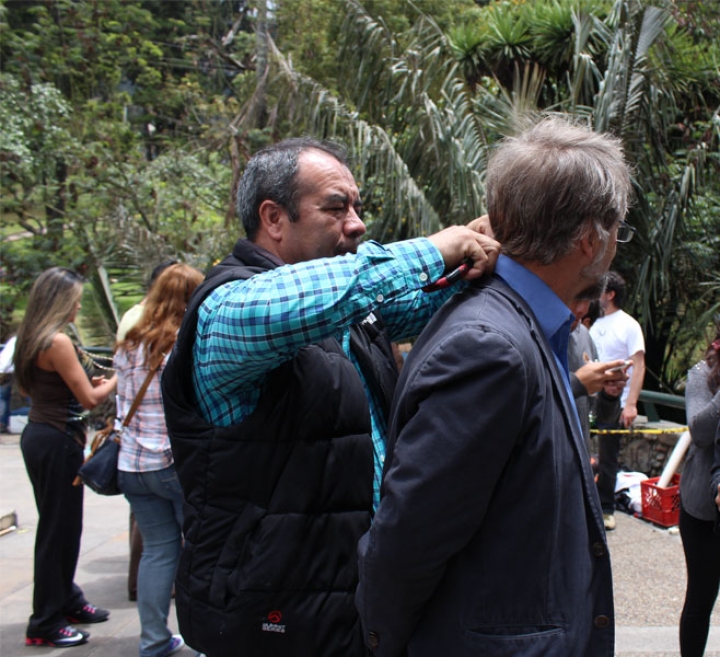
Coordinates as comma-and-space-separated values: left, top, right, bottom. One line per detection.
639, 390, 686, 423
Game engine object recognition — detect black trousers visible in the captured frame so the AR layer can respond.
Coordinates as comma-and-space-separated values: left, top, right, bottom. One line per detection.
596, 430, 620, 513
21, 422, 87, 636
679, 505, 720, 657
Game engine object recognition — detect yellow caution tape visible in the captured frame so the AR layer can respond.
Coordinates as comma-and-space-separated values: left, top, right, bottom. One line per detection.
591, 427, 688, 435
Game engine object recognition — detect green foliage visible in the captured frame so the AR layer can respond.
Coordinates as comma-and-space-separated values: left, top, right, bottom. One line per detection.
1, 0, 244, 342
0, 0, 718, 387
0, 74, 75, 227
273, 0, 346, 92
443, 0, 719, 389
649, 22, 720, 111
587, 1, 720, 390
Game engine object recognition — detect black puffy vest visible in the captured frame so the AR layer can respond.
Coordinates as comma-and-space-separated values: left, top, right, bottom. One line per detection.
161, 239, 398, 657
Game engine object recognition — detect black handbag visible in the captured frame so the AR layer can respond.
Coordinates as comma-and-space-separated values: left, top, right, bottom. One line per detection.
75, 427, 122, 495
74, 361, 159, 496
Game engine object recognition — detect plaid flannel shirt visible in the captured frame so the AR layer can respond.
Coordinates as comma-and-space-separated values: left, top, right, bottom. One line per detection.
193, 237, 450, 508
115, 346, 172, 473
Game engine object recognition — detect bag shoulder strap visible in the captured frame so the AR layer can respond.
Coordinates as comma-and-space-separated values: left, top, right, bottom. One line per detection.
72, 358, 162, 488
121, 357, 162, 428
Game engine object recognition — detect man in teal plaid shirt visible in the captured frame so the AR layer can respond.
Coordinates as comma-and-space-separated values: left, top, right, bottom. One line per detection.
162, 137, 499, 657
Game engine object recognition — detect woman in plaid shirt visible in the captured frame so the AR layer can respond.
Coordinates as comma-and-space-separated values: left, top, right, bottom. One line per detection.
115, 263, 204, 657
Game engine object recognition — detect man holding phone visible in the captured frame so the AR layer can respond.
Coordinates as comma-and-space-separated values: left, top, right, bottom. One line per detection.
590, 270, 646, 530
568, 300, 629, 448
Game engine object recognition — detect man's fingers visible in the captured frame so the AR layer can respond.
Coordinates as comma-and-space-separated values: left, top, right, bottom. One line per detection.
466, 215, 495, 239
428, 226, 501, 277
464, 234, 501, 279
602, 360, 631, 383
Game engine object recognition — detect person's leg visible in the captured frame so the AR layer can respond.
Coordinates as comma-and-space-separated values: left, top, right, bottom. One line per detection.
679, 505, 720, 657
21, 424, 86, 637
120, 466, 184, 657
596, 431, 620, 514
0, 375, 11, 432
129, 511, 143, 601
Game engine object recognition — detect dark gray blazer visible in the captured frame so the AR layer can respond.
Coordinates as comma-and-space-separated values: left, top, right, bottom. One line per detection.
357, 275, 614, 657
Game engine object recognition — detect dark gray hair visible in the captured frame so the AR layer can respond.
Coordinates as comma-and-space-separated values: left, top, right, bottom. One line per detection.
237, 137, 350, 240
486, 116, 631, 265
603, 270, 627, 309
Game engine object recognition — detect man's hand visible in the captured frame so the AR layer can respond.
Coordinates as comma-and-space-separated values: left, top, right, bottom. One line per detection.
621, 401, 638, 429
716, 484, 720, 512
622, 350, 645, 429
466, 214, 495, 239
602, 378, 626, 399
574, 360, 629, 396
428, 224, 500, 281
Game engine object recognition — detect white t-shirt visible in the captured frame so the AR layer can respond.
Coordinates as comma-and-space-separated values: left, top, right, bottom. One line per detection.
590, 309, 645, 407
116, 303, 145, 342
0, 336, 16, 375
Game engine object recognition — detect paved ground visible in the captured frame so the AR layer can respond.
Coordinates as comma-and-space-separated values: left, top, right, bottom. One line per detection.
1, 420, 719, 656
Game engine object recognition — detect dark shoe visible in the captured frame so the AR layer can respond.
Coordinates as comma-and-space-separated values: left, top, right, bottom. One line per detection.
26, 626, 89, 647
128, 591, 137, 602
66, 603, 110, 624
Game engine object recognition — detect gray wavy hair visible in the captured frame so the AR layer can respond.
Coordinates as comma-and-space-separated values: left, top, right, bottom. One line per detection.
487, 116, 632, 265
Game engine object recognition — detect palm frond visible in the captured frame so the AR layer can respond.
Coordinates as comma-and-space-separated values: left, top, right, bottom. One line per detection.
262, 36, 441, 239
237, 2, 496, 239
472, 62, 547, 136
567, 9, 606, 109
338, 0, 396, 121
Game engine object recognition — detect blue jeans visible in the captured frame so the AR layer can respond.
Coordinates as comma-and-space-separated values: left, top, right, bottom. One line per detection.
119, 466, 184, 657
0, 376, 12, 430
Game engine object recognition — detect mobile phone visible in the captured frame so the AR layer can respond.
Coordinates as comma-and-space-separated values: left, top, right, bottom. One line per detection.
607, 360, 632, 373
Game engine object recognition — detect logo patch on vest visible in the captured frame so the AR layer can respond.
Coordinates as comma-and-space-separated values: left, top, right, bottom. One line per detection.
262, 610, 286, 634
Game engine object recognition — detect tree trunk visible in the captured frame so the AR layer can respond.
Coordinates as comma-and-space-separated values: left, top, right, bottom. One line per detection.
254, 0, 268, 129
46, 159, 67, 251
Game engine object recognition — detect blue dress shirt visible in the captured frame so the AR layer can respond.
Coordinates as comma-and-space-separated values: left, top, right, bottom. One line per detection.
495, 255, 581, 429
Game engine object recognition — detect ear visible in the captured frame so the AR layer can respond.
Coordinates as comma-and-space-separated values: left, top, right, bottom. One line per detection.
578, 228, 596, 263
257, 200, 288, 242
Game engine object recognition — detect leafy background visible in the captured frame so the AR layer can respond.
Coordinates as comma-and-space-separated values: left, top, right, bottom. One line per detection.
1, 0, 718, 396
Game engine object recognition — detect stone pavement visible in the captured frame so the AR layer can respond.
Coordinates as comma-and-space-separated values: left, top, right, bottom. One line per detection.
1, 421, 719, 657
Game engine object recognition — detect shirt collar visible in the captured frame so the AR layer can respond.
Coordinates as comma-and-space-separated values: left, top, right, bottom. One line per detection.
235, 239, 285, 268
495, 255, 575, 371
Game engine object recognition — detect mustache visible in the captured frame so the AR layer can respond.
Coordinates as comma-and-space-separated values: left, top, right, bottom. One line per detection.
338, 239, 362, 256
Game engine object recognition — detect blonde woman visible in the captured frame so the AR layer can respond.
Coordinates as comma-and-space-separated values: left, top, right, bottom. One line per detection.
14, 267, 117, 648
114, 264, 204, 657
